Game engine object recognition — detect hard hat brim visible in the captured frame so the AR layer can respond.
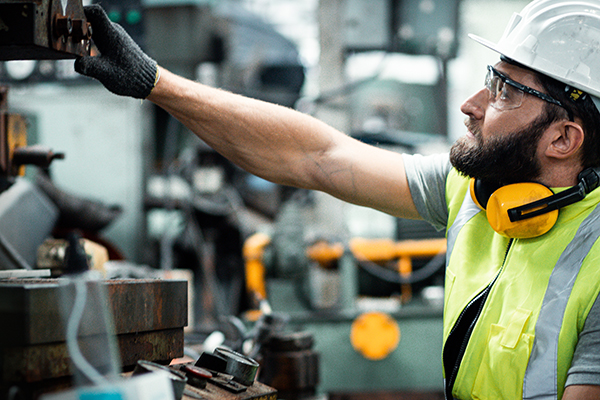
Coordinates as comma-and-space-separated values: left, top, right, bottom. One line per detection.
468, 33, 505, 56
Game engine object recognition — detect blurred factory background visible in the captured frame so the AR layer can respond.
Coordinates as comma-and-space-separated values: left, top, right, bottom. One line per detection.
0, 0, 528, 399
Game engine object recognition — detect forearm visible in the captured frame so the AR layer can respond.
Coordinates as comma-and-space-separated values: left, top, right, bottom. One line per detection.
148, 67, 350, 190
147, 67, 420, 218
562, 384, 600, 399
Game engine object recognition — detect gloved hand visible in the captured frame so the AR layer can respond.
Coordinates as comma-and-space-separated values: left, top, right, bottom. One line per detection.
74, 4, 159, 99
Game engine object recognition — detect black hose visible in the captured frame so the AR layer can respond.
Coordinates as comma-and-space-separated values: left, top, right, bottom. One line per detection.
356, 251, 446, 284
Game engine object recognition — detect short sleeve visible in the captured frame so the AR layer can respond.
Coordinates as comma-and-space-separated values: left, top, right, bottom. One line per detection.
565, 293, 600, 387
402, 153, 452, 231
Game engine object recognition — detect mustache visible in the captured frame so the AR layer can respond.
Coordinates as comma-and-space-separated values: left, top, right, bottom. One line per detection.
464, 117, 481, 137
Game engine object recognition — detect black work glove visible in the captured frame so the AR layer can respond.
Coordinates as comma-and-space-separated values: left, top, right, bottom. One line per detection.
74, 4, 158, 99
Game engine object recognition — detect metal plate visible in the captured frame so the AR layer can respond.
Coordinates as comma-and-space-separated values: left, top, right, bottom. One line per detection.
183, 377, 277, 400
0, 180, 58, 269
1, 328, 184, 382
0, 278, 187, 345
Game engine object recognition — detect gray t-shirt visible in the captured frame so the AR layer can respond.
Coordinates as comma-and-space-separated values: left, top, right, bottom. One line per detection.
401, 152, 600, 387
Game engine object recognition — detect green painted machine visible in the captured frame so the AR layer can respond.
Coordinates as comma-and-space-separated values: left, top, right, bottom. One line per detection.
242, 194, 446, 396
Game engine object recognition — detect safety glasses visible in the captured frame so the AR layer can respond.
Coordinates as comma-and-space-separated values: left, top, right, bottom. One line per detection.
485, 65, 573, 121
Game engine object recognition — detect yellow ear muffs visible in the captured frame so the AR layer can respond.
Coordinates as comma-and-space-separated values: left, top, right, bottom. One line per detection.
469, 178, 558, 238
469, 168, 600, 239
485, 183, 558, 238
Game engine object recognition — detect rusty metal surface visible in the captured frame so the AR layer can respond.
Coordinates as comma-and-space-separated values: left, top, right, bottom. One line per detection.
182, 377, 277, 400
0, 112, 6, 176
0, 87, 7, 177
1, 340, 71, 382
119, 329, 184, 370
259, 331, 319, 400
7, 114, 28, 176
109, 279, 188, 335
1, 328, 184, 383
0, 111, 27, 177
261, 351, 319, 390
0, 0, 91, 61
0, 278, 187, 345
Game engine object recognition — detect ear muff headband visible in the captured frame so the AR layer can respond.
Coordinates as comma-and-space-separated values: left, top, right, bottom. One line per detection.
469, 167, 600, 239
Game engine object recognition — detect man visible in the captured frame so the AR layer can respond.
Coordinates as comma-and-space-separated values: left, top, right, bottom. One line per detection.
75, 0, 600, 398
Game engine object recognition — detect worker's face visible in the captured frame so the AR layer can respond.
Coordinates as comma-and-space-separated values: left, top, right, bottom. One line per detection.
450, 62, 553, 184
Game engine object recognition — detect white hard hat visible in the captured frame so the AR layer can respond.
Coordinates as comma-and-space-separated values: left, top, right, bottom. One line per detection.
470, 0, 600, 110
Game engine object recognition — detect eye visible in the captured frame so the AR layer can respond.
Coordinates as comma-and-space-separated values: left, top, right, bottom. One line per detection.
488, 76, 502, 98
497, 81, 515, 102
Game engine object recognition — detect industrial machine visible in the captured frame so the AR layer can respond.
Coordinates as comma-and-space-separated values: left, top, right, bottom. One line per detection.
0, 86, 189, 400
0, 1, 190, 399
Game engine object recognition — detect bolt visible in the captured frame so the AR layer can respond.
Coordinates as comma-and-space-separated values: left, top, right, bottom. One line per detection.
54, 15, 72, 39
71, 19, 92, 42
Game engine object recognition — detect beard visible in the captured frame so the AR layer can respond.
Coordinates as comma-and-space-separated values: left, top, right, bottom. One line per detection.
449, 110, 553, 185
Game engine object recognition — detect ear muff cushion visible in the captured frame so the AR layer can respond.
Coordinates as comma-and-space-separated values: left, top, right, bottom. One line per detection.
469, 178, 485, 210
486, 183, 558, 238
470, 178, 502, 210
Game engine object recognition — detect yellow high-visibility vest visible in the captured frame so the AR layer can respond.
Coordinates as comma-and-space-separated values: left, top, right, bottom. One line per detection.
443, 169, 600, 399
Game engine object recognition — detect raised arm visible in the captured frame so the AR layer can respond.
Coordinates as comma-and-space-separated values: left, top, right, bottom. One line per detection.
148, 68, 419, 218
75, 5, 420, 219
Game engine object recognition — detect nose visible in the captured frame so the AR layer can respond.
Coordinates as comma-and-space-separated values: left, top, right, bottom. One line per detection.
460, 87, 487, 120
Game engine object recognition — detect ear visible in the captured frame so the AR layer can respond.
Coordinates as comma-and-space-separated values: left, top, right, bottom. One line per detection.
544, 121, 584, 160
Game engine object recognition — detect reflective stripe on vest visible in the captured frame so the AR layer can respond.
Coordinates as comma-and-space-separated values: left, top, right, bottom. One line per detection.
446, 189, 481, 268
523, 201, 600, 399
